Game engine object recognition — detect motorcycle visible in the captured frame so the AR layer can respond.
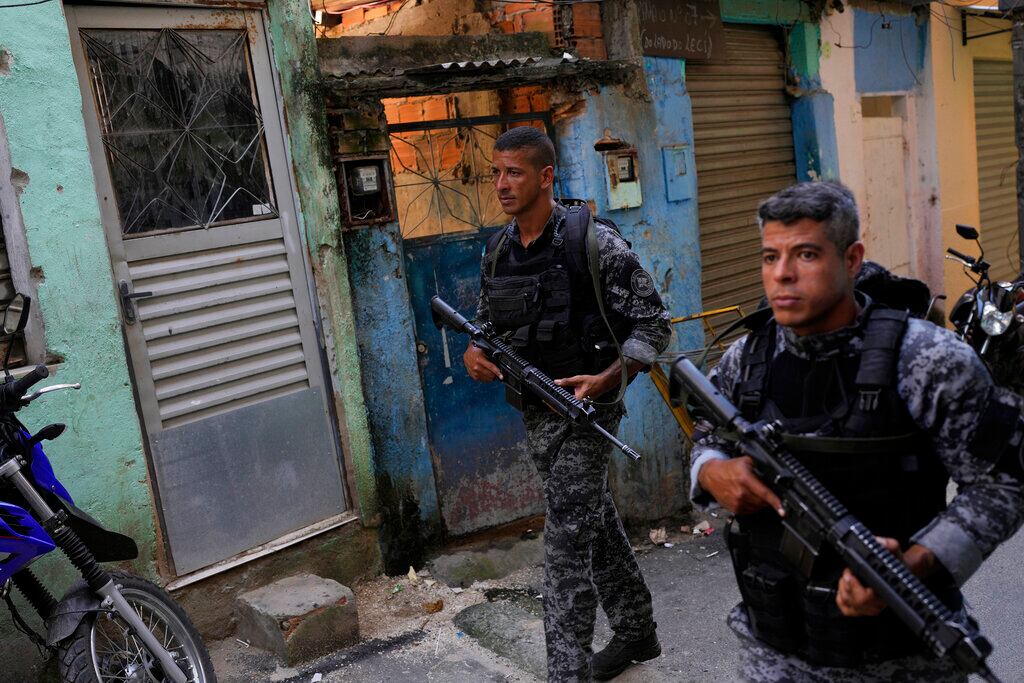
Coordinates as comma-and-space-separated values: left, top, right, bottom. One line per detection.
946, 223, 1024, 393
0, 293, 215, 682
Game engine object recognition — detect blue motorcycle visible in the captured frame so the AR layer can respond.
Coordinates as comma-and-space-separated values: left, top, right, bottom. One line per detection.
0, 294, 214, 682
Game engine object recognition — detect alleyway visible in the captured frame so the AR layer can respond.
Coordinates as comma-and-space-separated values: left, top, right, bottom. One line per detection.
210, 513, 1024, 682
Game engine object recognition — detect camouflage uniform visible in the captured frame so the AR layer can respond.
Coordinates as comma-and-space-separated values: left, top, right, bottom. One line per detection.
477, 204, 671, 681
689, 301, 1024, 682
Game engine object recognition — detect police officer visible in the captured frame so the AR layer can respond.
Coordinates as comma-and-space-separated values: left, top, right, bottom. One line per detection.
463, 127, 671, 681
690, 181, 1024, 681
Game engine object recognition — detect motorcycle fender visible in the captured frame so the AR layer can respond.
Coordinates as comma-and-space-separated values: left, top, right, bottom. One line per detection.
46, 579, 99, 647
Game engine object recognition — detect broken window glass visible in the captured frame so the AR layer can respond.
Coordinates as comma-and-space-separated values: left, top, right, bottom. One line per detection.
80, 29, 277, 236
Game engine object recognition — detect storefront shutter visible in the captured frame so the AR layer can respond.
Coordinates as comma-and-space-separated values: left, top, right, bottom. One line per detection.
974, 59, 1020, 283
688, 24, 797, 318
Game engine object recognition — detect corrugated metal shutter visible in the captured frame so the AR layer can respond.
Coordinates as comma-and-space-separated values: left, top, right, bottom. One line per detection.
974, 60, 1020, 283
129, 236, 310, 428
688, 25, 796, 317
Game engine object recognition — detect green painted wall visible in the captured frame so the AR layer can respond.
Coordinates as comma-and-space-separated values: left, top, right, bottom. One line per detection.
265, 0, 379, 522
0, 1, 155, 676
0, 0, 379, 676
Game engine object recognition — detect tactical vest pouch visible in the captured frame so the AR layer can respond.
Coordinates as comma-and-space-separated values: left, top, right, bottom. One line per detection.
487, 275, 541, 330
739, 563, 803, 653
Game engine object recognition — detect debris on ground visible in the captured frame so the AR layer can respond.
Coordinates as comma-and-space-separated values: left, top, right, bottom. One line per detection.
408, 566, 419, 583
693, 521, 712, 536
680, 525, 691, 534
423, 599, 444, 614
706, 551, 720, 559
664, 542, 675, 548
311, 674, 323, 682
390, 584, 403, 596
648, 527, 668, 545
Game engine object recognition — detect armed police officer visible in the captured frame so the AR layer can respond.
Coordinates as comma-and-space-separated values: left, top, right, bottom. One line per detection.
690, 181, 1024, 681
463, 127, 671, 681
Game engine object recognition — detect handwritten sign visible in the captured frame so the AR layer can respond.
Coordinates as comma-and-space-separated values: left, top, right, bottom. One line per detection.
637, 0, 727, 63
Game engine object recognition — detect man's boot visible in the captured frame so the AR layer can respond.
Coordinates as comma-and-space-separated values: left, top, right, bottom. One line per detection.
592, 631, 662, 680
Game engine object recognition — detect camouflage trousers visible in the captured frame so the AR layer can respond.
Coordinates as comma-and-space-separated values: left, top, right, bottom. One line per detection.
728, 604, 967, 683
524, 402, 656, 682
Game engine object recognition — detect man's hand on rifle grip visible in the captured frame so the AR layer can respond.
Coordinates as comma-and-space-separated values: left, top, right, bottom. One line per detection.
697, 456, 786, 517
836, 539, 938, 617
464, 343, 503, 382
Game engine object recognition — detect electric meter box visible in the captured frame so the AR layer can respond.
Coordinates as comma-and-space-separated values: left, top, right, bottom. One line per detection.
338, 156, 394, 227
603, 149, 642, 210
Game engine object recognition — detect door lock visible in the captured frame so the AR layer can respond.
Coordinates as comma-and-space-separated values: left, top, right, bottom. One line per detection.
119, 280, 153, 324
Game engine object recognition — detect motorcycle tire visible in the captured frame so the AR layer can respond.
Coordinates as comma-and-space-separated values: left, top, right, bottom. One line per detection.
56, 570, 216, 683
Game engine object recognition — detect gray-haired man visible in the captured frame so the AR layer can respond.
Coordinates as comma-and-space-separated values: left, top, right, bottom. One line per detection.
690, 181, 1024, 680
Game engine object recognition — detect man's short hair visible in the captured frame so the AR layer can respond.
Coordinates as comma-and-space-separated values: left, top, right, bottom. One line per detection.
756, 181, 860, 253
493, 126, 556, 170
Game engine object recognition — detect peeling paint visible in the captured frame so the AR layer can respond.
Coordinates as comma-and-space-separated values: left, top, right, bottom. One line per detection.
0, 47, 10, 76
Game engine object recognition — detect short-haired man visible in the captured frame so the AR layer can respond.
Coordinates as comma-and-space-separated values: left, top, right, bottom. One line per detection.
691, 181, 1024, 681
464, 126, 671, 681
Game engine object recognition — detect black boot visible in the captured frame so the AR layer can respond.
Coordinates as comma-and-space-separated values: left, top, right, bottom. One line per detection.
592, 631, 661, 680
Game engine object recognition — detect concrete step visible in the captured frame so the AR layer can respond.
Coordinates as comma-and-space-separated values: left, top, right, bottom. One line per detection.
235, 573, 359, 666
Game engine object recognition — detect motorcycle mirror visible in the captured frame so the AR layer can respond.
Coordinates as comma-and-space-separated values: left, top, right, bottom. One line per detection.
2, 294, 30, 335
956, 224, 980, 241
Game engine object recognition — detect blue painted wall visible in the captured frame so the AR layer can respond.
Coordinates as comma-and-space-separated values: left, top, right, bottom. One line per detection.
854, 7, 927, 93
343, 222, 442, 569
555, 57, 703, 518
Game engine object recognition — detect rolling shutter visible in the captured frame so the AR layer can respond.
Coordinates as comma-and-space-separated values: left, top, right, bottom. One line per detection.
688, 24, 796, 317
974, 60, 1020, 283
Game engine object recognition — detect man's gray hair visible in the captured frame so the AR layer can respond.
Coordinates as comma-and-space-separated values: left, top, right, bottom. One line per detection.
756, 181, 860, 252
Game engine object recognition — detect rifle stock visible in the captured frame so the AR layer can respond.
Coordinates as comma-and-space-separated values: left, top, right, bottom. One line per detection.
430, 296, 641, 461
669, 356, 1001, 683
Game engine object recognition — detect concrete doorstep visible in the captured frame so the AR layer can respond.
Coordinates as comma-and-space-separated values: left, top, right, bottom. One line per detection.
235, 573, 360, 666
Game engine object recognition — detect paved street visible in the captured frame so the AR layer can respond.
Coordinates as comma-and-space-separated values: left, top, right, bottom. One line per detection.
209, 515, 1024, 683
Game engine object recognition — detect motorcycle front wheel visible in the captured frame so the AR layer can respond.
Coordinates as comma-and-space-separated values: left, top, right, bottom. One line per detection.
56, 571, 216, 683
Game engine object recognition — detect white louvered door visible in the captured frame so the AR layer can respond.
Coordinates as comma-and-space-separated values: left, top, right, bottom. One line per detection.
67, 5, 347, 575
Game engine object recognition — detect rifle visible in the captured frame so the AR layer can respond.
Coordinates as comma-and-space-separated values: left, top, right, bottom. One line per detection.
430, 295, 641, 461
669, 356, 1001, 683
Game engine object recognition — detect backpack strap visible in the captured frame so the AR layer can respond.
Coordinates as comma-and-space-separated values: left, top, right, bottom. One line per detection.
844, 307, 910, 435
560, 201, 629, 403
486, 227, 510, 280
854, 307, 910, 410
735, 318, 777, 420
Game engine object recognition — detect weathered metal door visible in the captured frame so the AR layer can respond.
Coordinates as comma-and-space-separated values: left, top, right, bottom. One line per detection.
66, 5, 347, 575
389, 114, 550, 535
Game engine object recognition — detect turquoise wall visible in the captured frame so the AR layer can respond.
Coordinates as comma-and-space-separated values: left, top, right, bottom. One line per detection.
0, 0, 379, 676
0, 1, 154, 676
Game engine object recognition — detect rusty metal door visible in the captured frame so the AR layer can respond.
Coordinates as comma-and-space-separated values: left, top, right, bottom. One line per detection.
66, 5, 347, 575
390, 114, 551, 535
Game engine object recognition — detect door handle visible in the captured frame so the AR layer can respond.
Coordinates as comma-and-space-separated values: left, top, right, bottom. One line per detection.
119, 280, 153, 324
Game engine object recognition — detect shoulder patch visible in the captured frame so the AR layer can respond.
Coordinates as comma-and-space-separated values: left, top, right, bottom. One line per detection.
631, 268, 655, 297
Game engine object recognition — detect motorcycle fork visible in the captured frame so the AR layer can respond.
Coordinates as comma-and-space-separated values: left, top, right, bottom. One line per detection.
0, 458, 187, 683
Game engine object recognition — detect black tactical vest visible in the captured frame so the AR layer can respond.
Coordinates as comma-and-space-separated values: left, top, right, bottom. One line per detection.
483, 203, 632, 381
727, 306, 958, 667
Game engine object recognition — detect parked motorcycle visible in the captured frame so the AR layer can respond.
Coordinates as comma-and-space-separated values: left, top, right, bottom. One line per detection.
946, 223, 1024, 393
0, 294, 215, 682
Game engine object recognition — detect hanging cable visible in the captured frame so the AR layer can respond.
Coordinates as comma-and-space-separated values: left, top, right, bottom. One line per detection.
0, 0, 54, 8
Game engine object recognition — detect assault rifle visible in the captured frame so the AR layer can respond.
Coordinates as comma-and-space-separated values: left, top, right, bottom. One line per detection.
430, 295, 641, 461
669, 356, 1002, 683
